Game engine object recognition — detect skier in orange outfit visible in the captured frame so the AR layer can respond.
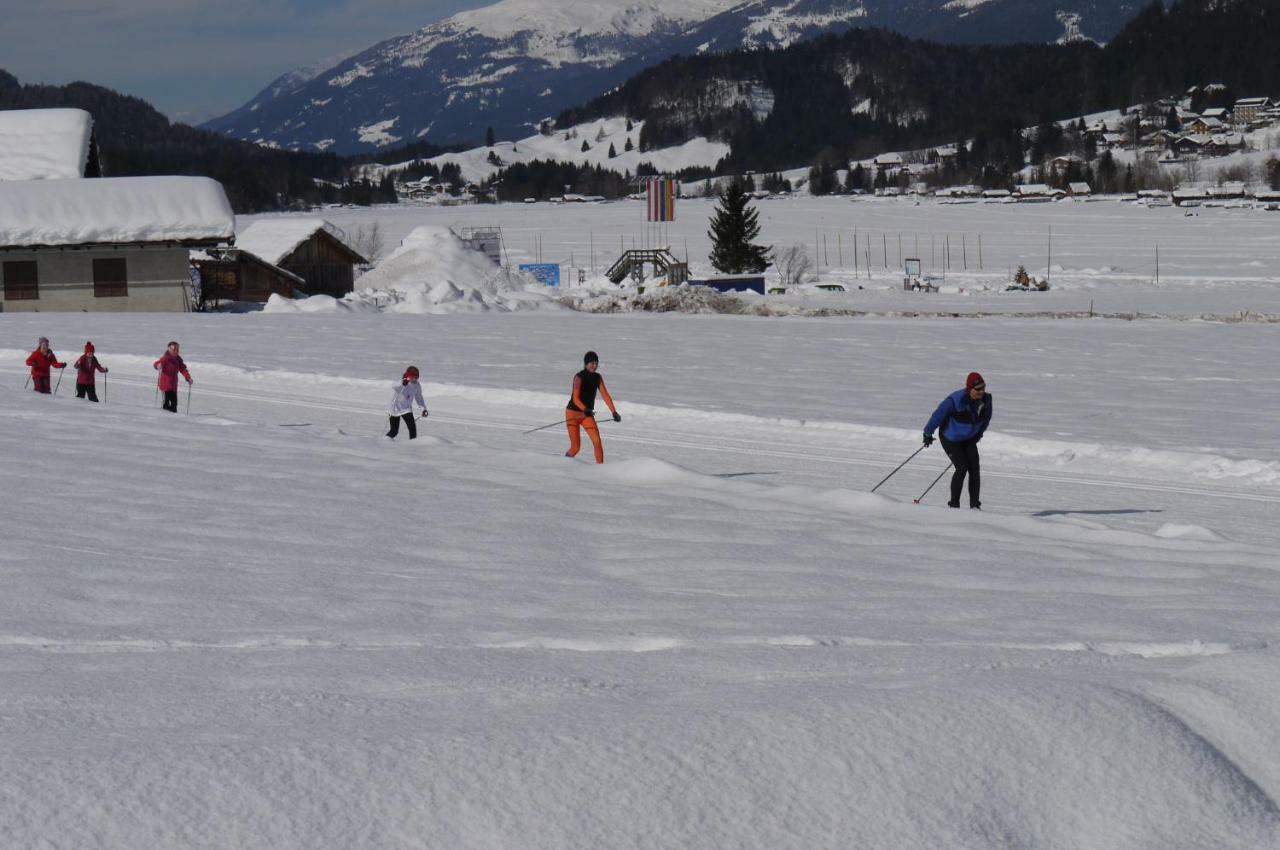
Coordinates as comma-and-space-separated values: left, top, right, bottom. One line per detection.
565, 350, 620, 463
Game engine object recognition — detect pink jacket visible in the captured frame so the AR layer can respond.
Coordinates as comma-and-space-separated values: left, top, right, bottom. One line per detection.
74, 354, 107, 386
153, 352, 190, 392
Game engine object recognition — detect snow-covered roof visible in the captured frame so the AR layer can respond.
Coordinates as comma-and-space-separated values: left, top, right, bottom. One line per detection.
1234, 97, 1271, 108
0, 176, 234, 249
0, 108, 93, 181
1017, 184, 1058, 195
234, 218, 362, 265
1069, 182, 1092, 193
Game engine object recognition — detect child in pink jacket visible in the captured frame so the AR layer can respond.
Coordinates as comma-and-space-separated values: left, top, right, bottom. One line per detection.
153, 340, 191, 412
73, 341, 108, 402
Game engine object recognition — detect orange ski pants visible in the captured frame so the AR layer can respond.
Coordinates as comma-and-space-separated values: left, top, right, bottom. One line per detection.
565, 409, 604, 463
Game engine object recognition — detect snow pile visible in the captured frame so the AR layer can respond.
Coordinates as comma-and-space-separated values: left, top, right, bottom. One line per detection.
271, 225, 555, 314
0, 108, 93, 181
0, 176, 234, 248
567, 284, 755, 315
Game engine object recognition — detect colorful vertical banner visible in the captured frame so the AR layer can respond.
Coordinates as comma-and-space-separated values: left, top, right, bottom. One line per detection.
646, 177, 676, 222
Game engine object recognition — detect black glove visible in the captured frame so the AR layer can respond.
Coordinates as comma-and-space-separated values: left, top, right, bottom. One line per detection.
923, 433, 934, 447
612, 412, 622, 423
584, 409, 595, 418
422, 410, 429, 418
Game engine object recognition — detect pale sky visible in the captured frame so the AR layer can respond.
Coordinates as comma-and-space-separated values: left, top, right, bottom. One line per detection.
0, 0, 494, 125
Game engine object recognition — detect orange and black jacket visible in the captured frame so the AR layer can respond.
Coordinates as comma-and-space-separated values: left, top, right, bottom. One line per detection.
567, 369, 615, 416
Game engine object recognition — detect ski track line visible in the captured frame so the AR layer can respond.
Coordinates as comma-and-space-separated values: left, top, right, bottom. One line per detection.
10, 370, 1280, 506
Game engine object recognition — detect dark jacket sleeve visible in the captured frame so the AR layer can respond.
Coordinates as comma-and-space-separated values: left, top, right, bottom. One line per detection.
976, 395, 993, 437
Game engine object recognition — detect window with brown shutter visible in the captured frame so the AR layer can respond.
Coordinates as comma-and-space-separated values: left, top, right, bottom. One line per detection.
2, 261, 39, 300
93, 257, 128, 297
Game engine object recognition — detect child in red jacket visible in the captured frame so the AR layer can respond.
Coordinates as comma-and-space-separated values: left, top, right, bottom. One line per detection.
73, 341, 108, 402
25, 337, 66, 394
153, 340, 192, 412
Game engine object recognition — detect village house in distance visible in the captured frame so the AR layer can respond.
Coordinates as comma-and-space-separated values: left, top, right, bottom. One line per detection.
0, 108, 234, 312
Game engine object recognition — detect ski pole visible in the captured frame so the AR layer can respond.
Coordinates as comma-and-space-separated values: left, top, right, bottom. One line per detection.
154, 387, 159, 408
53, 366, 65, 396
24, 374, 30, 390
523, 418, 569, 435
103, 373, 107, 403
186, 382, 192, 414
913, 463, 953, 504
870, 445, 927, 493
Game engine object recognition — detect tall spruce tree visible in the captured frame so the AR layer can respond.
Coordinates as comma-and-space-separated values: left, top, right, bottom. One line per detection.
708, 180, 772, 274
485, 126, 495, 147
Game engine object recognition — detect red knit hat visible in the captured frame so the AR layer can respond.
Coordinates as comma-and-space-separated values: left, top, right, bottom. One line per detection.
403, 365, 420, 380
84, 341, 95, 353
966, 371, 985, 390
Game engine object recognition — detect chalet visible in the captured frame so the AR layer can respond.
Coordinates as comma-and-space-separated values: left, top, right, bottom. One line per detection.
1200, 107, 1231, 123
1172, 187, 1210, 206
1101, 132, 1126, 151
935, 185, 981, 198
1015, 184, 1062, 202
1206, 182, 1247, 200
1186, 116, 1225, 135
1171, 134, 1210, 157
189, 247, 304, 309
0, 176, 234, 312
233, 218, 367, 297
928, 145, 959, 166
1207, 132, 1245, 156
981, 189, 1012, 201
0, 108, 101, 181
871, 153, 904, 176
1067, 182, 1092, 197
1232, 97, 1272, 125
1049, 155, 1082, 171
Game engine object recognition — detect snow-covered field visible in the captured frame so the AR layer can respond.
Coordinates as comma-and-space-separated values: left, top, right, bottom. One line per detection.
268, 195, 1280, 318
3, 304, 1280, 847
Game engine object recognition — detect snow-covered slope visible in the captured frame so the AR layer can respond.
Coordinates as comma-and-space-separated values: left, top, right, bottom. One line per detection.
3, 307, 1280, 847
359, 115, 729, 186
202, 0, 1144, 152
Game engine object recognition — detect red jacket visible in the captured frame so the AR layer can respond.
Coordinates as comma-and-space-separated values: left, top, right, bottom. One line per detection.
26, 348, 65, 378
74, 354, 108, 386
153, 352, 191, 392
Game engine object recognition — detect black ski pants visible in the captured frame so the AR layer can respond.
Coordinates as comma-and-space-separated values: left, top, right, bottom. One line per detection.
162, 389, 179, 412
387, 413, 416, 439
76, 384, 99, 402
940, 436, 981, 508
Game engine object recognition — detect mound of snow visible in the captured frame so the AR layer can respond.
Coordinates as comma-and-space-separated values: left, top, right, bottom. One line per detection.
1154, 523, 1228, 542
266, 226, 558, 314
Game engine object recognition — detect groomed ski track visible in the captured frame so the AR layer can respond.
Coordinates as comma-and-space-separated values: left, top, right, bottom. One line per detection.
7, 359, 1277, 547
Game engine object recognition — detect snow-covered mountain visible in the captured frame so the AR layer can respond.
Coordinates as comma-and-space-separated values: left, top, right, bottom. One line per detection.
202, 0, 1145, 153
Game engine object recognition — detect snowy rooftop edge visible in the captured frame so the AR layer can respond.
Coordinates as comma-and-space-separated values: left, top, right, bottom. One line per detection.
0, 176, 235, 249
0, 108, 94, 181
233, 217, 358, 265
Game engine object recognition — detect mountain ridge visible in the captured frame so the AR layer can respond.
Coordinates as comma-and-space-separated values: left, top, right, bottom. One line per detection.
201, 0, 1146, 152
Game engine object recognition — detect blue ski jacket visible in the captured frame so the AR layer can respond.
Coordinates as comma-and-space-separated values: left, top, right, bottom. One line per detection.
925, 388, 992, 443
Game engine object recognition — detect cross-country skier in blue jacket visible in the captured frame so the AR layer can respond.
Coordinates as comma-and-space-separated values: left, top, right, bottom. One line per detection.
923, 372, 992, 509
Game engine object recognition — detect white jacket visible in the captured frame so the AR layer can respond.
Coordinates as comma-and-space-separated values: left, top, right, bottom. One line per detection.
389, 381, 428, 416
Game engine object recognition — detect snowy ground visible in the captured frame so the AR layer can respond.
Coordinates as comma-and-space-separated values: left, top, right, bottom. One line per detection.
3, 308, 1280, 848
272, 195, 1280, 318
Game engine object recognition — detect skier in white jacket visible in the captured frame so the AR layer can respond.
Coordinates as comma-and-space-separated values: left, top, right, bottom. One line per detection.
387, 366, 428, 439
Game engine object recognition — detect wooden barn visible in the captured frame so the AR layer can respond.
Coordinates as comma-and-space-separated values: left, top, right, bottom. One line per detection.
233, 219, 367, 297
190, 247, 304, 309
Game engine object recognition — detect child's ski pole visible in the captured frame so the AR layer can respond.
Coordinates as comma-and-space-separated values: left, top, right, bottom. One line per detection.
53, 366, 65, 396
186, 382, 192, 414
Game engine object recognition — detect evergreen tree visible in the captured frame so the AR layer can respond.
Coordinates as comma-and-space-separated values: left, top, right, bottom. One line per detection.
708, 180, 772, 273
624, 136, 634, 152
626, 117, 634, 132
581, 140, 591, 152
608, 143, 617, 158
485, 126, 495, 147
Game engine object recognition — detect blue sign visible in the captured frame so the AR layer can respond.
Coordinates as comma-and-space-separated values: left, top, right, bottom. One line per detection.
519, 263, 561, 286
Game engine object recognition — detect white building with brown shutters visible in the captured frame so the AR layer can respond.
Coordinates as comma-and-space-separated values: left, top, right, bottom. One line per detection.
0, 176, 234, 312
